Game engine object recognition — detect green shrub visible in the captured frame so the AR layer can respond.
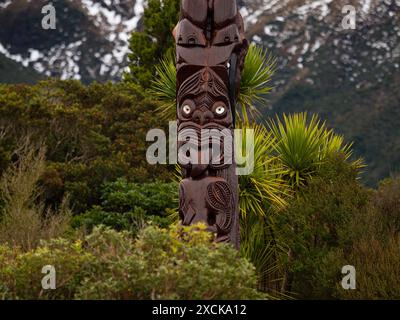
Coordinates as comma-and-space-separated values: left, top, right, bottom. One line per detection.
70, 206, 145, 233
372, 177, 400, 237
70, 179, 178, 232
0, 239, 93, 300
71, 206, 171, 234
275, 155, 370, 298
0, 80, 171, 214
77, 224, 263, 300
282, 172, 400, 299
319, 235, 400, 300
317, 176, 400, 299
101, 179, 178, 216
0, 224, 263, 300
0, 140, 71, 251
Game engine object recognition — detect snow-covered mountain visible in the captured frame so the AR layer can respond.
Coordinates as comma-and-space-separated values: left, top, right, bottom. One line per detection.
1, 0, 400, 184
0, 0, 144, 82
1, 0, 399, 86
240, 0, 400, 185
242, 0, 400, 94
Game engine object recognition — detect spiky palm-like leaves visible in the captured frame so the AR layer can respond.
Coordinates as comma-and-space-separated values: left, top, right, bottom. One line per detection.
236, 122, 290, 296
150, 45, 276, 121
237, 122, 288, 217
150, 51, 177, 120
150, 41, 363, 298
268, 112, 362, 187
268, 113, 323, 187
239, 212, 287, 297
239, 45, 276, 120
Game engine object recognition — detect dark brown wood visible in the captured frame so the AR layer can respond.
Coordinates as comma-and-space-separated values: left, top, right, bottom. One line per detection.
175, 0, 248, 248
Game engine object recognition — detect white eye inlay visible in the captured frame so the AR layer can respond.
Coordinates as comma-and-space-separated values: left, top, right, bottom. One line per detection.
182, 105, 191, 115
215, 106, 225, 115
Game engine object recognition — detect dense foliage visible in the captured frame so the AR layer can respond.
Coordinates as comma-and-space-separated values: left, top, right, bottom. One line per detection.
275, 155, 370, 297
0, 1, 399, 298
0, 80, 171, 214
149, 44, 277, 120
0, 224, 263, 300
1, 75, 399, 299
124, 0, 180, 87
318, 177, 400, 300
71, 179, 178, 233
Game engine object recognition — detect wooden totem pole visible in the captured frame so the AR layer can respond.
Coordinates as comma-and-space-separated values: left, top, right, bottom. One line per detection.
174, 0, 248, 248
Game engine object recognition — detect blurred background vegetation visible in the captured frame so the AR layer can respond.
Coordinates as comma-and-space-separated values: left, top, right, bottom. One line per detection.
1, 0, 399, 186
0, 0, 399, 300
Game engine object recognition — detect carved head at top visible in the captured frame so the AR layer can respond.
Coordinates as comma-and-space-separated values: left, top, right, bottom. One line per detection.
177, 66, 232, 129
174, 0, 247, 131
175, 0, 247, 177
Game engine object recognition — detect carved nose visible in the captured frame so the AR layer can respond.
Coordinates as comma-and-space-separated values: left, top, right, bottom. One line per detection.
192, 110, 214, 125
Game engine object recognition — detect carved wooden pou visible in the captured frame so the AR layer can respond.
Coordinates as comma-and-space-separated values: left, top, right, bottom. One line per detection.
174, 0, 248, 248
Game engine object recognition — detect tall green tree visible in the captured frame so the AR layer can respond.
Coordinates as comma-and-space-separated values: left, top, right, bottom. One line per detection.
124, 0, 180, 87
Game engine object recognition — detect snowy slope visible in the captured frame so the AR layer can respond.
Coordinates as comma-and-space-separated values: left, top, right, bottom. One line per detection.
0, 0, 399, 87
241, 0, 400, 90
0, 0, 144, 82
1, 0, 400, 184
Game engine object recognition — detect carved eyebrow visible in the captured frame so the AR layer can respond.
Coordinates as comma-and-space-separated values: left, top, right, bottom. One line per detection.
200, 94, 229, 106
177, 68, 229, 104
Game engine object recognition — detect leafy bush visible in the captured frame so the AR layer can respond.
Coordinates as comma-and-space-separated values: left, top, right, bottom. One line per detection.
0, 224, 264, 300
316, 176, 400, 299
372, 177, 400, 237
277, 164, 400, 299
0, 139, 71, 251
77, 224, 263, 300
319, 235, 400, 300
71, 179, 178, 232
71, 206, 172, 234
0, 80, 171, 214
100, 179, 178, 216
70, 206, 146, 234
275, 155, 370, 298
0, 240, 93, 300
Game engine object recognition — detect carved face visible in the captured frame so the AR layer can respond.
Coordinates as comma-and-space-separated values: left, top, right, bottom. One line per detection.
176, 67, 233, 176
177, 67, 233, 130
175, 0, 246, 248
174, 0, 247, 179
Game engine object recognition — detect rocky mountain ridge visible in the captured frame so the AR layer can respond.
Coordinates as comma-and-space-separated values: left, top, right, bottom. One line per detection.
1, 0, 399, 184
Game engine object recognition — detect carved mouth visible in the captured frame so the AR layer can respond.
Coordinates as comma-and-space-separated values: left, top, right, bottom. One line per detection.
177, 122, 233, 170
178, 122, 229, 132
177, 122, 232, 146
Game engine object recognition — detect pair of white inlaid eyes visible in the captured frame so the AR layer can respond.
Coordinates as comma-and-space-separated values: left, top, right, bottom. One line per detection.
182, 105, 226, 115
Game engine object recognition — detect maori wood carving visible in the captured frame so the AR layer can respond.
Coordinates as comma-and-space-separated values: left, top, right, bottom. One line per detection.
174, 0, 248, 248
